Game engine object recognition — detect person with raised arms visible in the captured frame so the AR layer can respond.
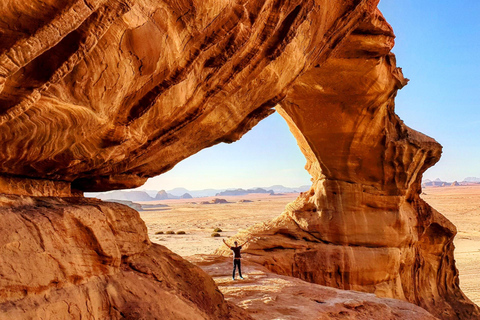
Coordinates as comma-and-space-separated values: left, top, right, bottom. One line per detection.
223, 238, 250, 280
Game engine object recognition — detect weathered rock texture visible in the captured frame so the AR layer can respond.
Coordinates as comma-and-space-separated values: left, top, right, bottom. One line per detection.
192, 255, 439, 320
1, 0, 386, 192
216, 11, 480, 319
0, 0, 478, 319
0, 195, 250, 320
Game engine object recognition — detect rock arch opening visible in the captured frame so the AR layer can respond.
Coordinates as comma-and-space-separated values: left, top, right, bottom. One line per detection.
86, 111, 312, 256
0, 0, 479, 319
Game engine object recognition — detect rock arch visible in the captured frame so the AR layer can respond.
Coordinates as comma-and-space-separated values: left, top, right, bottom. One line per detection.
217, 13, 478, 318
0, 0, 478, 319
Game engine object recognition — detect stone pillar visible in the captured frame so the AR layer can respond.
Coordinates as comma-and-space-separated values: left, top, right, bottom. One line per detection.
217, 10, 480, 320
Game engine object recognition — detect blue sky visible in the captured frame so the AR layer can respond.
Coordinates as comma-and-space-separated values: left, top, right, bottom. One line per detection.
141, 113, 312, 191
142, 1, 479, 191
378, 0, 480, 181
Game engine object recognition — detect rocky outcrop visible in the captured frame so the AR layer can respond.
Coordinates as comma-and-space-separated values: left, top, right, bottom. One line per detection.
155, 190, 169, 200
0, 0, 477, 319
105, 198, 143, 210
0, 0, 387, 192
93, 190, 154, 201
215, 11, 480, 318
0, 195, 249, 320
201, 198, 229, 205
192, 255, 439, 320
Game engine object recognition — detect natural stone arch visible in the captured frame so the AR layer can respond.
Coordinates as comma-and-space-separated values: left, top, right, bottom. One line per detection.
0, 0, 478, 319
216, 14, 477, 317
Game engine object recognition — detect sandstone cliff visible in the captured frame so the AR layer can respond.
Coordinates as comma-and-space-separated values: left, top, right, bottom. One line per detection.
0, 195, 249, 320
193, 255, 440, 320
0, 0, 477, 319
216, 7, 480, 319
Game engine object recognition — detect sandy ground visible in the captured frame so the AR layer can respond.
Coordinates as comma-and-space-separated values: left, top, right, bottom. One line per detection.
138, 186, 480, 306
421, 186, 480, 305
188, 255, 436, 320
139, 193, 297, 256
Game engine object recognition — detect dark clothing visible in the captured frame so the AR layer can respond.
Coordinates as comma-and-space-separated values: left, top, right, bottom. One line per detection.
233, 259, 242, 278
230, 245, 243, 279
230, 246, 242, 259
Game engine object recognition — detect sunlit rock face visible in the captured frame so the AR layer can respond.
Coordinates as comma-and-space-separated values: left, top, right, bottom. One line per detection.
0, 196, 250, 320
217, 9, 479, 320
0, 0, 477, 319
0, 0, 375, 192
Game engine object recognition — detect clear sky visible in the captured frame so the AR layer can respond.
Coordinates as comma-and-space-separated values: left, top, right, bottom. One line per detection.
140, 112, 312, 191
378, 0, 480, 181
141, 0, 479, 191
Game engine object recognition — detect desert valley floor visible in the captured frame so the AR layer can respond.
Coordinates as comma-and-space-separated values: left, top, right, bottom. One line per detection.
137, 186, 480, 309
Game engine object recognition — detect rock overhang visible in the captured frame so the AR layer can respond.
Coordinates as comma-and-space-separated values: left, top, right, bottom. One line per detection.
1, 0, 391, 193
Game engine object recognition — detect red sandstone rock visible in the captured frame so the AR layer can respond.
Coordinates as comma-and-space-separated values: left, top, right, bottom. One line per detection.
191, 255, 439, 320
0, 196, 250, 320
0, 0, 381, 192
0, 0, 477, 319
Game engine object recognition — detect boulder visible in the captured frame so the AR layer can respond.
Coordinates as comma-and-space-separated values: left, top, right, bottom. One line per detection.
0, 195, 249, 320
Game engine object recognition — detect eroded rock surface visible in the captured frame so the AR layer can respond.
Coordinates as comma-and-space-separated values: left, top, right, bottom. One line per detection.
0, 0, 381, 192
191, 255, 439, 320
216, 10, 480, 319
0, 196, 250, 320
0, 0, 478, 319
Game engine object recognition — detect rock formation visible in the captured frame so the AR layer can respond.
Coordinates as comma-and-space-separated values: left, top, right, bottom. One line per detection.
155, 190, 169, 200
0, 195, 249, 320
93, 190, 154, 201
216, 188, 274, 196
193, 255, 439, 320
0, 0, 478, 319
105, 198, 143, 210
200, 198, 229, 205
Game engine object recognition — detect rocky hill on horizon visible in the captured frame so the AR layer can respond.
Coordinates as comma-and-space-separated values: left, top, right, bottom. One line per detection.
86, 184, 310, 202
422, 177, 480, 187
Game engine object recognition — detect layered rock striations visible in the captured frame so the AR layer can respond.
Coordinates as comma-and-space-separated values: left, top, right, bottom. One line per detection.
0, 195, 249, 320
0, 0, 477, 319
216, 9, 480, 320
0, 0, 381, 191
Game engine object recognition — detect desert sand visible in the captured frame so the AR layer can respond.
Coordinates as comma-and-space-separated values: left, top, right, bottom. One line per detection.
139, 186, 480, 307
139, 193, 297, 256
421, 186, 480, 306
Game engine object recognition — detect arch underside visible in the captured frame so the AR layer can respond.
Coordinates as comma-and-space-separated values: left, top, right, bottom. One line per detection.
0, 0, 478, 319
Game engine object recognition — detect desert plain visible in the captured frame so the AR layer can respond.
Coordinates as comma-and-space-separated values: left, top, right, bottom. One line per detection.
138, 185, 480, 309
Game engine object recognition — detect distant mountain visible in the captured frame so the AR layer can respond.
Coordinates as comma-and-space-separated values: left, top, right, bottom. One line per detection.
265, 185, 310, 193
155, 190, 169, 200
421, 177, 480, 187
155, 190, 181, 200
166, 187, 190, 196
167, 188, 223, 198
141, 189, 161, 198
105, 199, 143, 211
298, 185, 311, 192
216, 188, 274, 196
86, 184, 311, 201
90, 190, 154, 201
422, 178, 451, 187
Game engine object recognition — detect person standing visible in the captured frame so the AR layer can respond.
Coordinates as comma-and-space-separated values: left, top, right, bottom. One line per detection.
223, 239, 250, 280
